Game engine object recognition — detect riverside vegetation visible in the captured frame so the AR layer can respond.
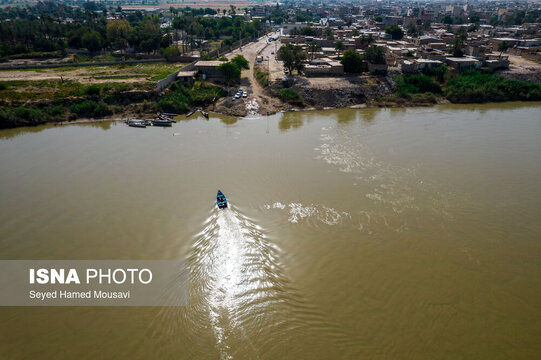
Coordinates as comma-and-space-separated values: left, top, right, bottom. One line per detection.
374, 66, 541, 106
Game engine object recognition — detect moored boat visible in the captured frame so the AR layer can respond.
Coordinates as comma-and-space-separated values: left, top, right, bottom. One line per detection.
151, 119, 172, 127
126, 119, 148, 128
216, 190, 227, 209
158, 113, 176, 123
200, 110, 209, 119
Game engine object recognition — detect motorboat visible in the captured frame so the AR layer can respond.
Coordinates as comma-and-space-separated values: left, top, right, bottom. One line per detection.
151, 119, 172, 127
126, 119, 148, 128
216, 190, 228, 209
158, 113, 176, 123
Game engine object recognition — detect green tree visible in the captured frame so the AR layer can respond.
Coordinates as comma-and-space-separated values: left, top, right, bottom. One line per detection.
106, 19, 132, 52
335, 41, 344, 51
81, 30, 102, 52
498, 41, 510, 58
385, 24, 404, 40
407, 24, 421, 37
217, 61, 241, 84
308, 43, 318, 60
364, 45, 386, 64
231, 54, 249, 69
441, 14, 453, 24
341, 49, 364, 73
450, 38, 464, 57
469, 14, 480, 23
277, 43, 306, 75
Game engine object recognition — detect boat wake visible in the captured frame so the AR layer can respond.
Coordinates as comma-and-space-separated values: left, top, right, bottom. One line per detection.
148, 205, 356, 359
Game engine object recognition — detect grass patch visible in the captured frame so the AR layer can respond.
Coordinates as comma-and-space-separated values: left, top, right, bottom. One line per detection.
254, 66, 269, 87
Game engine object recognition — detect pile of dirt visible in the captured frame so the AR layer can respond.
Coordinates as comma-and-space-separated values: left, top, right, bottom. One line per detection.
269, 76, 395, 109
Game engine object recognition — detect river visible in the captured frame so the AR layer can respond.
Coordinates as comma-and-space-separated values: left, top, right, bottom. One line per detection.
0, 103, 540, 359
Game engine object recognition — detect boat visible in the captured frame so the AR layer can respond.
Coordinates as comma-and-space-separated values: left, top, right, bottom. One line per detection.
158, 113, 176, 123
216, 190, 228, 209
185, 110, 196, 118
126, 119, 148, 128
200, 110, 209, 119
161, 112, 178, 117
151, 119, 172, 127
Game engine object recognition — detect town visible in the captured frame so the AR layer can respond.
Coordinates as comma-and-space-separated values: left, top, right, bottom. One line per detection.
0, 0, 540, 126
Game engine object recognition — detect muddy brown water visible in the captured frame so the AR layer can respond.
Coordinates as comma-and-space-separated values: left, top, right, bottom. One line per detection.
0, 103, 540, 359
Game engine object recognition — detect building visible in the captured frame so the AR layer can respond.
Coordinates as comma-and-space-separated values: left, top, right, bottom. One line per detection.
194, 61, 223, 78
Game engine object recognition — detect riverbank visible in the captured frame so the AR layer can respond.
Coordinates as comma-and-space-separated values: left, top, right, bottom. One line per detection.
1, 67, 540, 128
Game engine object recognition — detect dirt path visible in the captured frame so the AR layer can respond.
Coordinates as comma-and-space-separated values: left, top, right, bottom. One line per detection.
222, 33, 284, 115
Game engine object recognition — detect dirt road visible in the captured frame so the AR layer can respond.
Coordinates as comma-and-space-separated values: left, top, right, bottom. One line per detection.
217, 32, 284, 115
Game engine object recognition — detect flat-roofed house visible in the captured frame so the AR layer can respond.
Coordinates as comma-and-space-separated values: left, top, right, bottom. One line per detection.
445, 57, 481, 70
194, 61, 223, 78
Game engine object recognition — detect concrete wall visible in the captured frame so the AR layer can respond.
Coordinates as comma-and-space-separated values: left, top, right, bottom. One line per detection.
156, 62, 196, 94
0, 58, 166, 71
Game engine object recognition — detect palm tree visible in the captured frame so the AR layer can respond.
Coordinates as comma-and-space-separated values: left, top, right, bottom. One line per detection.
308, 43, 318, 60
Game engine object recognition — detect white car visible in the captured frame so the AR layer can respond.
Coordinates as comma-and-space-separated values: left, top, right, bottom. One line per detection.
243, 92, 248, 98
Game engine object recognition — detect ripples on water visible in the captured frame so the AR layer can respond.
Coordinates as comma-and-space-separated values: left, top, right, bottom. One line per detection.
149, 205, 357, 359
310, 124, 461, 235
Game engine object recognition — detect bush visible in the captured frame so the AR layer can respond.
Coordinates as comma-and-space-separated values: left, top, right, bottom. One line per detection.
255, 66, 269, 87
70, 101, 111, 118
85, 84, 101, 96
396, 74, 442, 97
279, 89, 304, 106
0, 82, 8, 90
44, 105, 66, 117
158, 81, 225, 113
0, 106, 49, 128
161, 46, 180, 61
445, 71, 541, 103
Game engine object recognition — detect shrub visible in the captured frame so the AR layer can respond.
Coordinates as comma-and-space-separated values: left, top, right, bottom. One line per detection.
85, 84, 101, 96
279, 89, 304, 106
157, 81, 225, 113
396, 74, 442, 97
445, 71, 541, 103
161, 46, 180, 61
254, 66, 269, 87
14, 107, 49, 125
0, 82, 8, 90
70, 101, 111, 118
44, 105, 66, 117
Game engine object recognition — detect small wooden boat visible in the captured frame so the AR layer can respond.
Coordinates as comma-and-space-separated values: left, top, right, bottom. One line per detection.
126, 119, 148, 128
158, 113, 176, 123
200, 110, 209, 119
151, 119, 172, 127
216, 190, 227, 209
185, 110, 196, 118
161, 112, 179, 117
